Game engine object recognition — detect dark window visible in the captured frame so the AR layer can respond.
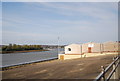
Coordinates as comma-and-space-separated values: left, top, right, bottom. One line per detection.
68, 48, 71, 51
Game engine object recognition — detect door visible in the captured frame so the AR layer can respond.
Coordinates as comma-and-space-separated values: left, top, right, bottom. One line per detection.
60, 55, 64, 60
88, 47, 91, 53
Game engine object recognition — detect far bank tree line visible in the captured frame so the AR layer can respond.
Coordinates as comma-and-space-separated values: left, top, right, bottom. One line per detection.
2, 44, 43, 51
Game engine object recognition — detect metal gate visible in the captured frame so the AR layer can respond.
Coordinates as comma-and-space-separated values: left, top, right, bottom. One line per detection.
94, 55, 120, 81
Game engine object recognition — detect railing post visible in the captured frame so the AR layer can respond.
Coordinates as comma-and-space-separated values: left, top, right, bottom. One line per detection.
101, 66, 105, 81
115, 57, 120, 80
112, 57, 116, 80
95, 56, 120, 81
116, 56, 120, 80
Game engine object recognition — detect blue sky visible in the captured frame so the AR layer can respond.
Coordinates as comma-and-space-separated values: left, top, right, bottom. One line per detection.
0, 2, 2, 45
2, 2, 118, 45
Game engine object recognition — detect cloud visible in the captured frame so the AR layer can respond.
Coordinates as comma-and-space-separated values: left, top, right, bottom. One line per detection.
2, 2, 118, 44
26, 2, 117, 21
2, 0, 119, 2
2, 30, 58, 44
3, 2, 117, 26
3, 16, 49, 28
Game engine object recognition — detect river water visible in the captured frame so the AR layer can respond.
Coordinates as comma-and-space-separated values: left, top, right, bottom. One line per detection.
1, 49, 64, 67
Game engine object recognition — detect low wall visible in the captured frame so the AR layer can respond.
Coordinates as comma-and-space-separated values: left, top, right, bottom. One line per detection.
58, 54, 82, 60
58, 52, 119, 60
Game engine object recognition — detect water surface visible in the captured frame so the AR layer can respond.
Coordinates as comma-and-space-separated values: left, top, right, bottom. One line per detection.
2, 49, 63, 67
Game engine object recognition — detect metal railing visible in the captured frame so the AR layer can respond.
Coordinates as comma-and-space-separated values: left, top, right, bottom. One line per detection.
94, 55, 120, 81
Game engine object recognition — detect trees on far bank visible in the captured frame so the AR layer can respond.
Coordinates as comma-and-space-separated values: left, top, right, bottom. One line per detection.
2, 44, 43, 51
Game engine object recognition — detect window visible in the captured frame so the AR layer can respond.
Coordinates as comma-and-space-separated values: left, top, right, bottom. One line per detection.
68, 48, 71, 51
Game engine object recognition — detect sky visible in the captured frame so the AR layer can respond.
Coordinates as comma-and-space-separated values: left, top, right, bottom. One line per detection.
0, 2, 2, 45
1, 0, 119, 2
2, 2, 118, 45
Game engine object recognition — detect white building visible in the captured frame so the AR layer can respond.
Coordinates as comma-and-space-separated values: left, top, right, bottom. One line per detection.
58, 41, 119, 60
82, 42, 101, 53
65, 44, 82, 54
103, 41, 119, 52
58, 44, 82, 60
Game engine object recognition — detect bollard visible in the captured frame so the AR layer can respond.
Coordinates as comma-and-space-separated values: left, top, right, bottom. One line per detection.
101, 66, 105, 81
81, 54, 82, 58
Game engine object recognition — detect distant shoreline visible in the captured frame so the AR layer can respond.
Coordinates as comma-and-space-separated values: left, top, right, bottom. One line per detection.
1, 49, 49, 54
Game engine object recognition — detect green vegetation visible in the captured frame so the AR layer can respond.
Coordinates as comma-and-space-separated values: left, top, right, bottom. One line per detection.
2, 44, 45, 54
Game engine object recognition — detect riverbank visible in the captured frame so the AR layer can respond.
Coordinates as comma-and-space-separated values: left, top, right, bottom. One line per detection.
1, 49, 49, 54
2, 57, 58, 71
2, 54, 116, 79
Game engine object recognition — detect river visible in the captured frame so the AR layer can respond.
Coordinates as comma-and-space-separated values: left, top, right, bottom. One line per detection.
1, 48, 64, 67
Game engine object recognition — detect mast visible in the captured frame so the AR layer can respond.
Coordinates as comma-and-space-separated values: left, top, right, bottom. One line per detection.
58, 37, 59, 54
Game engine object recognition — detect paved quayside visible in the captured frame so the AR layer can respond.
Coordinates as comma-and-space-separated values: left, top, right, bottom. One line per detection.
2, 54, 117, 79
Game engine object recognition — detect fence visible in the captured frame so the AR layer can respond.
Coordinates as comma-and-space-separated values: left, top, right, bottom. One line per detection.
94, 55, 120, 81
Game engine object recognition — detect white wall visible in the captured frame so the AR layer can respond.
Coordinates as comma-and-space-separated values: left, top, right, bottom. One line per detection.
103, 41, 119, 52
82, 42, 101, 53
65, 44, 81, 54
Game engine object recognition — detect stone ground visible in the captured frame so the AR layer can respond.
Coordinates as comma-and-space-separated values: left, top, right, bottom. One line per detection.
2, 54, 117, 79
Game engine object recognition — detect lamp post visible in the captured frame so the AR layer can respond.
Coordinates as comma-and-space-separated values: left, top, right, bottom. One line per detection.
81, 44, 82, 58
58, 37, 59, 55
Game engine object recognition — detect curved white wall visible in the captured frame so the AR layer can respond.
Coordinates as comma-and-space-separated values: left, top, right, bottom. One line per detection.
65, 44, 81, 54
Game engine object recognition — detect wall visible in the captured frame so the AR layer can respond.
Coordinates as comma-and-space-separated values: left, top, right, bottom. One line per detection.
103, 41, 119, 52
58, 54, 82, 60
64, 41, 119, 54
82, 42, 101, 53
65, 44, 82, 54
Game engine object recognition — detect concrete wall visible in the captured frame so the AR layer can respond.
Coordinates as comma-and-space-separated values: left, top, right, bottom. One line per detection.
119, 43, 120, 51
103, 41, 119, 52
92, 43, 101, 53
65, 44, 82, 54
64, 41, 119, 54
58, 53, 118, 60
58, 54, 81, 60
59, 41, 119, 60
82, 42, 101, 53
82, 43, 88, 53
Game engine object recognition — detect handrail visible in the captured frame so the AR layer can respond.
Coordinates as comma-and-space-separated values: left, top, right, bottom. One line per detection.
106, 61, 119, 81
94, 55, 120, 81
